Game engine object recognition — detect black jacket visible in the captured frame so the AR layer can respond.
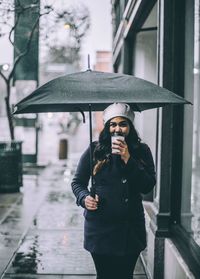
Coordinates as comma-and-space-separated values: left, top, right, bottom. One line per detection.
71, 142, 156, 256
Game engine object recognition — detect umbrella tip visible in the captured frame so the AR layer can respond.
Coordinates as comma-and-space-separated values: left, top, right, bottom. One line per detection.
87, 54, 91, 71
75, 107, 86, 123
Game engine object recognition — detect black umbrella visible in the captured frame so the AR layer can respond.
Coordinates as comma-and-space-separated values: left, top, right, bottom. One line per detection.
13, 70, 191, 196
14, 70, 190, 114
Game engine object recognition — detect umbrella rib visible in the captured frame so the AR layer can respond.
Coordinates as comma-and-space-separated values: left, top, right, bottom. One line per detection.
74, 106, 86, 123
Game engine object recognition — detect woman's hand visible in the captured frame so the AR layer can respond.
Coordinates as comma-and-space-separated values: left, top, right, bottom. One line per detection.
85, 195, 99, 210
112, 139, 130, 164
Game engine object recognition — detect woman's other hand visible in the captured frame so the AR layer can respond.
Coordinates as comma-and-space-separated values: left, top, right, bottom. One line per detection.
85, 195, 99, 210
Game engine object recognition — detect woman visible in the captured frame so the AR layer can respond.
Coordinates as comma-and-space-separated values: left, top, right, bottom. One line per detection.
71, 103, 156, 279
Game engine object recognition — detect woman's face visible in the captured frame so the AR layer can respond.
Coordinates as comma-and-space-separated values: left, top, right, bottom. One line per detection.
109, 116, 130, 136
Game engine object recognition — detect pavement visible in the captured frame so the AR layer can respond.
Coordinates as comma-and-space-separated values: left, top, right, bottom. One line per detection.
0, 151, 148, 279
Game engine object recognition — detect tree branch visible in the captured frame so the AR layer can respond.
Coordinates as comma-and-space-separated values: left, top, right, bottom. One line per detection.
8, 10, 20, 47
0, 70, 8, 83
9, 7, 53, 81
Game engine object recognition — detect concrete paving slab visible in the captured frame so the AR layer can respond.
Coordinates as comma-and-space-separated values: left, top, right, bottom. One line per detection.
0, 205, 12, 220
3, 275, 64, 278
134, 257, 146, 275
6, 229, 95, 275
0, 259, 10, 278
133, 276, 148, 279
0, 201, 43, 235
30, 205, 83, 230
0, 193, 21, 205
3, 274, 95, 279
3, 274, 147, 279
30, 191, 83, 230
0, 233, 22, 255
62, 277, 96, 279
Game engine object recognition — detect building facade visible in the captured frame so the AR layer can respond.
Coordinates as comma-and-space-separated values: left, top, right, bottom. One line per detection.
111, 0, 200, 278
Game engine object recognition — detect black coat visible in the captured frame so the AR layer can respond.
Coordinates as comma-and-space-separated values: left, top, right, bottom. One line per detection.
71, 142, 156, 256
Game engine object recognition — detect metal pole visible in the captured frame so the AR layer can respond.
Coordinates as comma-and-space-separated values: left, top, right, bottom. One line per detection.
89, 104, 95, 197
87, 54, 91, 70
35, 79, 39, 164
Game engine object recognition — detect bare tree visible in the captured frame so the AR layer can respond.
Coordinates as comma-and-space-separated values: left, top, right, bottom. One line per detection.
0, 0, 53, 140
41, 4, 90, 64
0, 1, 90, 140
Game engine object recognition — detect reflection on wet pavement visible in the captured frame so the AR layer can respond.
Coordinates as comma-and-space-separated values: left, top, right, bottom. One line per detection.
0, 173, 47, 277
1, 162, 95, 277
31, 190, 82, 230
7, 229, 94, 275
11, 235, 42, 274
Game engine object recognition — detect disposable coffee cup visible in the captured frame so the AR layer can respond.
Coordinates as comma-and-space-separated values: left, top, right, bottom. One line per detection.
111, 132, 125, 154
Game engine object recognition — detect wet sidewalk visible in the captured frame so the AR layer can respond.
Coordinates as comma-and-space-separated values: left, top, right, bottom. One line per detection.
0, 154, 147, 279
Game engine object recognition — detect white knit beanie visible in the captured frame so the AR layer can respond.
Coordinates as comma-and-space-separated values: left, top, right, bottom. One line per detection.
103, 103, 135, 125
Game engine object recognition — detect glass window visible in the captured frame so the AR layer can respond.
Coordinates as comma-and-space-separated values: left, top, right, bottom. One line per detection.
181, 0, 200, 248
132, 30, 157, 164
114, 0, 122, 35
132, 3, 157, 200
191, 0, 200, 247
142, 2, 157, 29
131, 1, 158, 266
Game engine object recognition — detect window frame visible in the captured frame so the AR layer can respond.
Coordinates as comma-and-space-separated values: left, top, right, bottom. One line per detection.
168, 0, 200, 277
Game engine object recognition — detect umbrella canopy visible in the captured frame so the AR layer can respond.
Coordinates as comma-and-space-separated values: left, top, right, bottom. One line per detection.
13, 70, 191, 114
13, 70, 191, 198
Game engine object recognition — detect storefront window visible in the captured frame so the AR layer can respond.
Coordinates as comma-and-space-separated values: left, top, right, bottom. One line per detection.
132, 3, 157, 167
190, 0, 200, 247
131, 4, 158, 266
132, 2, 157, 204
181, 0, 200, 248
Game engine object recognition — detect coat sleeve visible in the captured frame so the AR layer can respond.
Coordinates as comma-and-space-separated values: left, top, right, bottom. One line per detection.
124, 143, 156, 194
71, 146, 91, 207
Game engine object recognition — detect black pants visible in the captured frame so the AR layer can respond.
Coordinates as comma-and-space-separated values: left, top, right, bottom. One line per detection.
91, 252, 140, 279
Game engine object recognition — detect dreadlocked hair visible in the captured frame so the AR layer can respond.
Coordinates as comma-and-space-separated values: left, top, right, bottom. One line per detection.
93, 119, 141, 175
